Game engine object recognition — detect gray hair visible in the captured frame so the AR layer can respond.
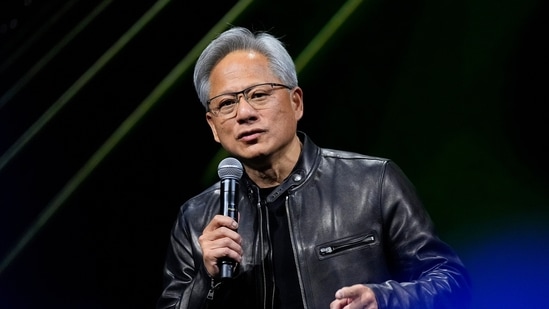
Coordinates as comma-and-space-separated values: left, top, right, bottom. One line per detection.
193, 27, 298, 110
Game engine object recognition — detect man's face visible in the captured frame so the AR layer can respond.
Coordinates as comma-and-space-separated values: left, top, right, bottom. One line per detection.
205, 50, 303, 162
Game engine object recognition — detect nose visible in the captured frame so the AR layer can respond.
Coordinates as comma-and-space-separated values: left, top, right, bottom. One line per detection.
234, 94, 258, 118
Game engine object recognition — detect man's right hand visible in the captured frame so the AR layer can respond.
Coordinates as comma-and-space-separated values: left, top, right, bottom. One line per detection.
198, 214, 242, 277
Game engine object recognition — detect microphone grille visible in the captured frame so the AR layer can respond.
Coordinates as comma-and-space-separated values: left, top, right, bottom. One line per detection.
217, 157, 243, 179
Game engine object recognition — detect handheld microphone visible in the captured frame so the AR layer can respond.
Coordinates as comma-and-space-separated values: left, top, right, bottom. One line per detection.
217, 157, 243, 279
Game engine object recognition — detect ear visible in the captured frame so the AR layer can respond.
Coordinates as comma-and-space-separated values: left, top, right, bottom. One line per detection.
206, 112, 221, 143
291, 87, 304, 121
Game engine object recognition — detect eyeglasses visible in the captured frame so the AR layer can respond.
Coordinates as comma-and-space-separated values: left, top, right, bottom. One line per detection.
207, 83, 292, 118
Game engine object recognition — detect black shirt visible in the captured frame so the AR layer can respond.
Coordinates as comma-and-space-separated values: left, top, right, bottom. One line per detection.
259, 187, 304, 309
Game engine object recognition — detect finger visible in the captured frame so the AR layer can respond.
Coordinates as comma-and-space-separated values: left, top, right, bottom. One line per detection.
330, 298, 351, 309
205, 214, 238, 232
200, 236, 242, 276
335, 287, 350, 299
211, 231, 242, 254
335, 284, 365, 299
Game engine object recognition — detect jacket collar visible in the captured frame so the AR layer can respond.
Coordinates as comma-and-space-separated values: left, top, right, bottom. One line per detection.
243, 131, 320, 204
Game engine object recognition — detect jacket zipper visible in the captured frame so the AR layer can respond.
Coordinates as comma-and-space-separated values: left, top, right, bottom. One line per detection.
285, 195, 308, 309
319, 234, 376, 256
258, 197, 272, 309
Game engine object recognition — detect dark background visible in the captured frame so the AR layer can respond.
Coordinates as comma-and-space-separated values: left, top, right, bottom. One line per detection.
1, 0, 548, 308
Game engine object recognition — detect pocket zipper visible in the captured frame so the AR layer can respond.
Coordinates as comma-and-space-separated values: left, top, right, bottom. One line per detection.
319, 234, 375, 256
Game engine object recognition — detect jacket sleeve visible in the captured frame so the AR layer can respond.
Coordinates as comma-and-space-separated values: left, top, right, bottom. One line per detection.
368, 161, 472, 309
156, 208, 212, 309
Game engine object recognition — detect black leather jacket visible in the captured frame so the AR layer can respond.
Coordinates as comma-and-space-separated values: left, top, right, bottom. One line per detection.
157, 132, 471, 309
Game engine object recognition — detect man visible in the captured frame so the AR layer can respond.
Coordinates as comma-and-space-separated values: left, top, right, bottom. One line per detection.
157, 26, 471, 309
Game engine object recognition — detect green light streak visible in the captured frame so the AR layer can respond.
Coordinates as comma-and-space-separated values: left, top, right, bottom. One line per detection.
0, 0, 172, 276
294, 0, 364, 72
0, 0, 255, 278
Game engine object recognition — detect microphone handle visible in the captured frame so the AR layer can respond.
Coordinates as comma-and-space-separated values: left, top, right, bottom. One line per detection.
220, 178, 238, 220
219, 178, 239, 279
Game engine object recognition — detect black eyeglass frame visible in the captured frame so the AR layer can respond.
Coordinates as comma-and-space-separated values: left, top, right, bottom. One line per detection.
206, 82, 292, 116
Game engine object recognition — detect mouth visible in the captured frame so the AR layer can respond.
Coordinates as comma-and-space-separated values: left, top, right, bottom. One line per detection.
238, 129, 264, 141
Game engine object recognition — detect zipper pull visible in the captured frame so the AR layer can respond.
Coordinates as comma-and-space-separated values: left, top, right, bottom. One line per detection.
319, 246, 334, 255
207, 277, 221, 300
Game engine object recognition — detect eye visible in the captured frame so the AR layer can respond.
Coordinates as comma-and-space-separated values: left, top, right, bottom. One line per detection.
218, 98, 238, 109
248, 89, 271, 101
